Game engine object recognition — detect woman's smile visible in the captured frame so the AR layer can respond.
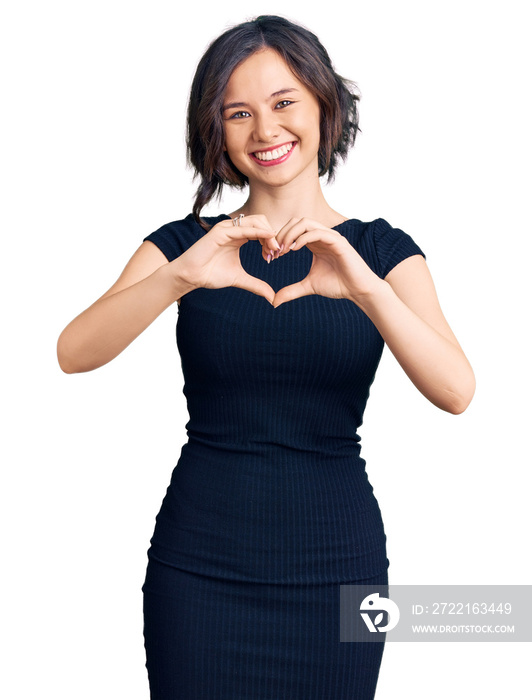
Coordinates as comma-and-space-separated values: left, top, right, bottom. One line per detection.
249, 141, 297, 166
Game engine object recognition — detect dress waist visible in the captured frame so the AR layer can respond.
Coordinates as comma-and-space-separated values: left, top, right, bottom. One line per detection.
146, 440, 389, 584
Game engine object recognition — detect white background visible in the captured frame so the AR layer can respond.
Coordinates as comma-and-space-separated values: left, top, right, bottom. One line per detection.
2, 1, 530, 698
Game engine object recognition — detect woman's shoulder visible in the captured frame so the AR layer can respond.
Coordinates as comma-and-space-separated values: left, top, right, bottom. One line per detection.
143, 213, 229, 262
338, 217, 426, 279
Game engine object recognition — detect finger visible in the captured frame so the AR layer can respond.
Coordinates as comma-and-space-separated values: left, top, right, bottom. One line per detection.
261, 234, 284, 263
288, 230, 342, 252
227, 231, 280, 261
222, 214, 275, 231
233, 215, 281, 259
276, 218, 327, 256
272, 279, 312, 308
275, 217, 302, 249
259, 232, 281, 261
223, 226, 281, 265
225, 225, 279, 247
243, 214, 275, 232
235, 273, 276, 304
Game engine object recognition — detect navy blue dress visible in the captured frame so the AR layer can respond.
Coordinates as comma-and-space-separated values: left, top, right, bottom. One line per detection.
141, 214, 425, 699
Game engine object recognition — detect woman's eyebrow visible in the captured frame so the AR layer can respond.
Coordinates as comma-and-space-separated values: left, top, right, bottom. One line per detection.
222, 88, 299, 112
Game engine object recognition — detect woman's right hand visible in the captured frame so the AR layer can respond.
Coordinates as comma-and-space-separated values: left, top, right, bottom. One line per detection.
57, 215, 279, 373
171, 215, 279, 304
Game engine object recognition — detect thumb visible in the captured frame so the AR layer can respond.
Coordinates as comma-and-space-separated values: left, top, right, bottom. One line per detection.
272, 280, 310, 308
235, 272, 276, 304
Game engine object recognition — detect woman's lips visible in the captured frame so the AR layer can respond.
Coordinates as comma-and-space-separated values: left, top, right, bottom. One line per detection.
249, 141, 296, 167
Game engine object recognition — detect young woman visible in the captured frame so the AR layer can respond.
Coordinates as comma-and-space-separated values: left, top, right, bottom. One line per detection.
57, 15, 475, 699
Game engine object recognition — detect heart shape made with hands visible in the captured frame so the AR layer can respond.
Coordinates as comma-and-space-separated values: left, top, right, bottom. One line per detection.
232, 236, 309, 308
239, 228, 353, 309
220, 215, 357, 307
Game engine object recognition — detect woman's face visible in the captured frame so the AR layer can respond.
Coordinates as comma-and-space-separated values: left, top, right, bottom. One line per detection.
222, 48, 321, 191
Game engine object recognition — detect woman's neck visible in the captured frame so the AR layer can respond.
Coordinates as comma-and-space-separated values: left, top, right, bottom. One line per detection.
229, 178, 347, 232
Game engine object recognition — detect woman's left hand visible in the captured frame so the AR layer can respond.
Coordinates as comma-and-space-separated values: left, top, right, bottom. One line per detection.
268, 217, 475, 413
271, 218, 383, 308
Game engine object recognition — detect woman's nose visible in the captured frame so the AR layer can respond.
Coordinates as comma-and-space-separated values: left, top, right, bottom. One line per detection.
252, 111, 279, 143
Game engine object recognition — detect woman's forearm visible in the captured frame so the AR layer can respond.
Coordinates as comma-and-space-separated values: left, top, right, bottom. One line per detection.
57, 264, 191, 374
354, 280, 476, 414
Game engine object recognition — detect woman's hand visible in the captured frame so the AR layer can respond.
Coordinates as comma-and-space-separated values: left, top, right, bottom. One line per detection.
268, 216, 475, 412
57, 215, 279, 373
173, 215, 279, 303
271, 218, 383, 308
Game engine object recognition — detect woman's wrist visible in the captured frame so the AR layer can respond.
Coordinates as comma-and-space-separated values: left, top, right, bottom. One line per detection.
345, 275, 391, 315
165, 256, 198, 300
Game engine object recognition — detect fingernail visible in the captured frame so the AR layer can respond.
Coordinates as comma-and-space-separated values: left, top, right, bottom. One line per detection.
270, 233, 280, 249
267, 253, 271, 263
289, 242, 296, 250
280, 244, 285, 253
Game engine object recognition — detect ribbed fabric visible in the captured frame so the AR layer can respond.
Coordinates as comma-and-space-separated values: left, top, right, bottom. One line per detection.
141, 214, 425, 699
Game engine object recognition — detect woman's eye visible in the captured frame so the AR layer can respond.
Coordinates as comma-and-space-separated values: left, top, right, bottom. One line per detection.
275, 100, 293, 109
229, 111, 251, 119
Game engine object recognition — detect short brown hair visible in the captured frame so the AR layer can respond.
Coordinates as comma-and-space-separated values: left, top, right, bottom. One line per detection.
187, 15, 361, 229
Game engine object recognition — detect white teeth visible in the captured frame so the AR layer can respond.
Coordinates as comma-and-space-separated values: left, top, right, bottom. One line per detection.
254, 142, 294, 161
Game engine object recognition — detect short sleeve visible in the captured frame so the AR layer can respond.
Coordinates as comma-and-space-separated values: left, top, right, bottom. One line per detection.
372, 218, 426, 278
143, 220, 189, 263
142, 213, 229, 263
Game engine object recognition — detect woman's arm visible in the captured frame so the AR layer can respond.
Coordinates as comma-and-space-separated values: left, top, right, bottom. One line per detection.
272, 218, 475, 414
356, 255, 475, 414
57, 217, 279, 374
57, 241, 189, 374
